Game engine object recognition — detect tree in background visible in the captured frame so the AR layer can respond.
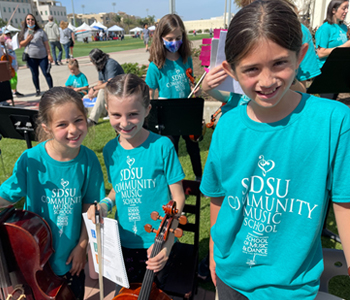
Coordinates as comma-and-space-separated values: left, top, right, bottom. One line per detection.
123, 17, 133, 33
0, 18, 7, 27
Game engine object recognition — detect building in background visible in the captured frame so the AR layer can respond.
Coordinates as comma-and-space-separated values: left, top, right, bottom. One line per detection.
0, 0, 67, 28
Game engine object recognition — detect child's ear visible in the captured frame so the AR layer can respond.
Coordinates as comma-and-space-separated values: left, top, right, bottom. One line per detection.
222, 60, 238, 81
41, 123, 51, 134
297, 43, 309, 67
145, 104, 152, 118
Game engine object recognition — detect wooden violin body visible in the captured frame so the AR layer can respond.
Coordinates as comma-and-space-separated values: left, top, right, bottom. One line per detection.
0, 46, 16, 79
0, 206, 76, 300
112, 201, 186, 300
113, 283, 171, 300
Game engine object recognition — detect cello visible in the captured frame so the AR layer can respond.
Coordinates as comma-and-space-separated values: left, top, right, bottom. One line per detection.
0, 206, 76, 300
113, 201, 187, 300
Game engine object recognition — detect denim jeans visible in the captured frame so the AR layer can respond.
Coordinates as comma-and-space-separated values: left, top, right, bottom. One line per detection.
27, 56, 53, 91
49, 41, 62, 63
62, 42, 70, 60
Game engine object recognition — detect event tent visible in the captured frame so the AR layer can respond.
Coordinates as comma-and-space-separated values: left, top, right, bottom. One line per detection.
91, 21, 107, 31
5, 24, 20, 32
107, 25, 124, 32
75, 22, 96, 33
148, 25, 156, 31
68, 23, 76, 31
129, 27, 143, 32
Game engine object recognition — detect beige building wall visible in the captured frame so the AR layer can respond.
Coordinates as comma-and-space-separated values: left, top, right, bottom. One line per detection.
183, 13, 234, 32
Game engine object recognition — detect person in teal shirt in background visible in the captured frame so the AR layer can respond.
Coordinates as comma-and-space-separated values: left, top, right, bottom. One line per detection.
65, 59, 89, 97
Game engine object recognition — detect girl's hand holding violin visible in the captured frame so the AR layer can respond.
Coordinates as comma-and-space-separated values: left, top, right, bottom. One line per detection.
146, 245, 168, 273
66, 242, 87, 276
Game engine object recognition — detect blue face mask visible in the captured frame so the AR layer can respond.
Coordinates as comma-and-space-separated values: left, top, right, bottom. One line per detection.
27, 24, 35, 29
163, 39, 183, 53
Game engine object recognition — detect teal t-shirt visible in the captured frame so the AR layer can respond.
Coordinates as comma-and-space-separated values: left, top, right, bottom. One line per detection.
145, 56, 193, 98
65, 72, 89, 96
315, 22, 348, 68
221, 93, 250, 116
297, 24, 321, 81
200, 93, 350, 299
103, 131, 185, 249
0, 142, 105, 275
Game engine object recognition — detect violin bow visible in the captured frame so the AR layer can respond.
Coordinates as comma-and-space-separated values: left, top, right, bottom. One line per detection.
94, 201, 104, 300
188, 71, 206, 99
6, 5, 19, 26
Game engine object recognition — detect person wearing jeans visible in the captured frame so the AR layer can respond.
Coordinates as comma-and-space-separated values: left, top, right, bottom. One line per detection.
59, 21, 72, 63
19, 13, 53, 97
44, 15, 62, 65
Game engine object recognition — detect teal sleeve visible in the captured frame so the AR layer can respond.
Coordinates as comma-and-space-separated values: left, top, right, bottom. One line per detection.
81, 73, 89, 87
315, 24, 331, 49
145, 62, 160, 90
330, 109, 350, 203
65, 74, 73, 87
162, 138, 185, 185
83, 152, 105, 203
0, 152, 28, 202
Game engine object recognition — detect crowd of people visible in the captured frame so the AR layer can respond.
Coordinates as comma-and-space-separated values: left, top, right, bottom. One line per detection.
1, 0, 350, 299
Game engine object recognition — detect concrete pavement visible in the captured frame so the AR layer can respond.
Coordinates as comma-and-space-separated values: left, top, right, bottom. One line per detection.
8, 39, 219, 121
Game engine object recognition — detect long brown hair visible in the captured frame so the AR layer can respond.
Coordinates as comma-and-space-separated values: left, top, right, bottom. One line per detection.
149, 14, 192, 69
36, 87, 87, 142
324, 0, 349, 24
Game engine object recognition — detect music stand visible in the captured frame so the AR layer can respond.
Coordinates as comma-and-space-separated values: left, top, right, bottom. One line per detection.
0, 107, 38, 149
307, 48, 350, 94
147, 98, 204, 136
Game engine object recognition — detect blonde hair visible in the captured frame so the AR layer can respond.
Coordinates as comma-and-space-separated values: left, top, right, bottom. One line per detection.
68, 58, 79, 69
60, 21, 68, 30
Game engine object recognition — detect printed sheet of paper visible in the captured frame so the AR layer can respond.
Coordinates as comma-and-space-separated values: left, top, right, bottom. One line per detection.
83, 213, 129, 288
213, 30, 244, 95
11, 33, 19, 51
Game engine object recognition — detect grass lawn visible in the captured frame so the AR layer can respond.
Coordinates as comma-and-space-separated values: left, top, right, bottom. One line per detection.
15, 34, 211, 66
1, 118, 350, 298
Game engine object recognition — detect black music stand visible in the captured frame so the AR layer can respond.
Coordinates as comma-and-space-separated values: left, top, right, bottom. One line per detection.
307, 48, 350, 94
147, 98, 204, 136
0, 107, 38, 149
0, 81, 15, 107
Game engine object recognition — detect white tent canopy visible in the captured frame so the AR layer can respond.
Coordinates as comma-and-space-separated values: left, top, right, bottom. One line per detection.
75, 22, 97, 34
107, 25, 124, 32
68, 23, 76, 31
148, 25, 156, 31
91, 21, 107, 31
129, 27, 143, 32
5, 24, 20, 32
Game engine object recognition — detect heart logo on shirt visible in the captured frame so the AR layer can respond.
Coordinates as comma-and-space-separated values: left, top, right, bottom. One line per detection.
127, 156, 135, 168
258, 155, 275, 177
61, 178, 69, 189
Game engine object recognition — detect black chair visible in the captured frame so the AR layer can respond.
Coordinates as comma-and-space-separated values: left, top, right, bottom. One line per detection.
161, 179, 201, 300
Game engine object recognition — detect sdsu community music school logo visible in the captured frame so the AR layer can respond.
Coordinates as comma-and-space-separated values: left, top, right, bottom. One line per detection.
226, 155, 319, 267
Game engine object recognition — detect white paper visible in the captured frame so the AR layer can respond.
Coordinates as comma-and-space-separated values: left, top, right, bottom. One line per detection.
83, 213, 129, 288
11, 33, 19, 51
212, 30, 245, 95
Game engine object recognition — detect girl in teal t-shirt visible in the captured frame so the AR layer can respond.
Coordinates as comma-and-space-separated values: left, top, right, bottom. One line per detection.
87, 73, 185, 294
65, 59, 89, 97
315, 0, 350, 68
200, 1, 350, 299
145, 13, 202, 181
0, 87, 105, 300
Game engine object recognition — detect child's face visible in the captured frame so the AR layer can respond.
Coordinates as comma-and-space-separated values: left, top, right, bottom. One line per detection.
223, 39, 307, 111
42, 102, 87, 152
69, 65, 79, 76
107, 93, 151, 144
163, 28, 182, 42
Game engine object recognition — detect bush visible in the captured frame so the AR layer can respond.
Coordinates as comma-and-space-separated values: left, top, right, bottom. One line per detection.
204, 29, 209, 33
121, 63, 147, 77
197, 29, 202, 33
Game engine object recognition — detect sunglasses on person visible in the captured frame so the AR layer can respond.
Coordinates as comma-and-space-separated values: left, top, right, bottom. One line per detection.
26, 18, 35, 21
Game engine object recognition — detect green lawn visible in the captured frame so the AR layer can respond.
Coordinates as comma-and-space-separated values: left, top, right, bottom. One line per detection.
15, 34, 210, 66
1, 118, 349, 298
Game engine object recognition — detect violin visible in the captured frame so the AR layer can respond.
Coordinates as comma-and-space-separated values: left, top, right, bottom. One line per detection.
206, 103, 226, 130
113, 201, 187, 300
0, 206, 76, 300
0, 41, 16, 79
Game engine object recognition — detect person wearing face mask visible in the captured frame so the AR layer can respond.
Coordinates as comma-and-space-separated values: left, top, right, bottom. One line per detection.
19, 14, 53, 97
146, 14, 203, 182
